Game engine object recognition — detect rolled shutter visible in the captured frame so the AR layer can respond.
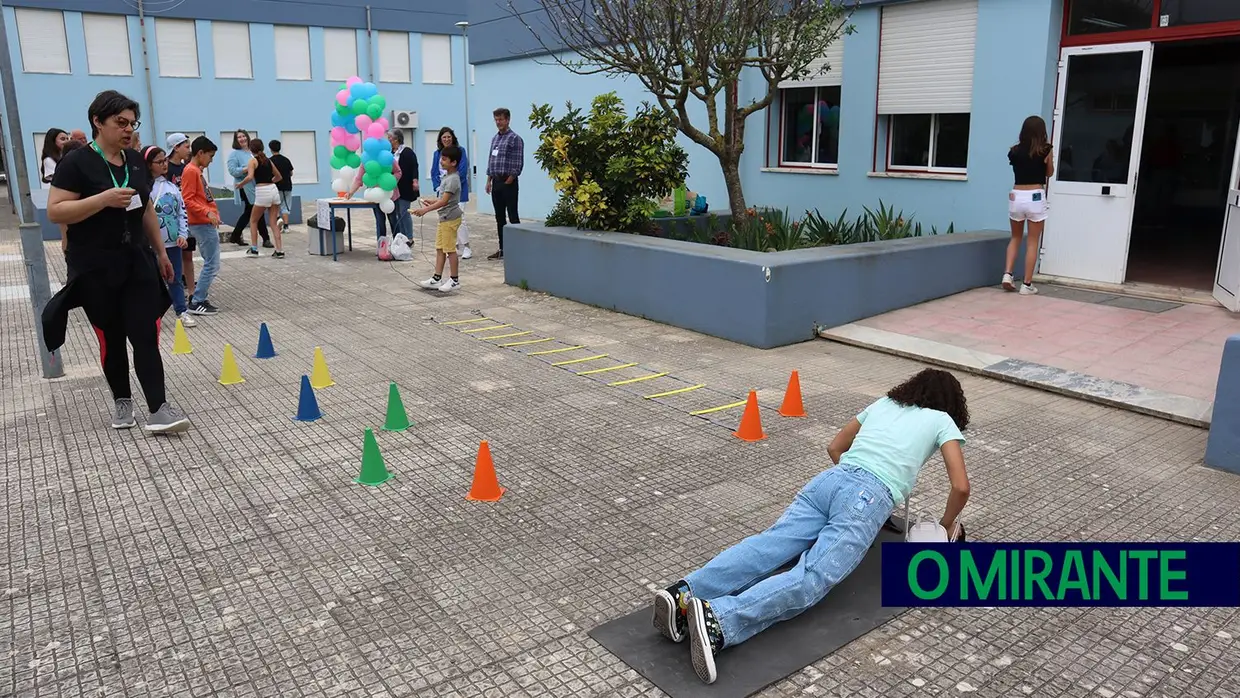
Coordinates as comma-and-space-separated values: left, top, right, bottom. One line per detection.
877, 0, 977, 115
83, 14, 132, 76
156, 18, 199, 77
378, 31, 410, 83
323, 28, 358, 82
279, 131, 319, 184
274, 26, 311, 80
212, 21, 253, 79
779, 29, 845, 89
15, 9, 70, 74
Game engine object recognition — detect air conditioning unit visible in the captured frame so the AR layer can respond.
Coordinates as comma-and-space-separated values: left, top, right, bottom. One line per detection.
392, 110, 418, 129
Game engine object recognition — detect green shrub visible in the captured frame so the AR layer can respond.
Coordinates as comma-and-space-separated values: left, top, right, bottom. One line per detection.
709, 200, 955, 252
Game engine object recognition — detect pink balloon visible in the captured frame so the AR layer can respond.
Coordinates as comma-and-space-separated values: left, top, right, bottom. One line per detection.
331, 126, 347, 143
336, 89, 349, 107
346, 76, 362, 87
367, 122, 386, 139
375, 117, 389, 130
355, 114, 373, 132
345, 134, 362, 151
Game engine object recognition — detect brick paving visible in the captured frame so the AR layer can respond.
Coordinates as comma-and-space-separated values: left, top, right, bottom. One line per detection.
3, 207, 1240, 697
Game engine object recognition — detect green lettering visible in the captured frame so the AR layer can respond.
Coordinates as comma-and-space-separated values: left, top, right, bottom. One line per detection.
1159, 551, 1188, 601
1129, 550, 1158, 600
1092, 550, 1126, 600
1009, 547, 1020, 601
962, 551, 1005, 600
1023, 550, 1054, 600
909, 551, 949, 599
1057, 550, 1090, 601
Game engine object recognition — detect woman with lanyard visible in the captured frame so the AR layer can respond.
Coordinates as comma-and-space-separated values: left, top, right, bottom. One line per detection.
42, 90, 191, 433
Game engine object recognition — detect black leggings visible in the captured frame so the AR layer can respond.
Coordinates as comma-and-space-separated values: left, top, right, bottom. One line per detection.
491, 178, 520, 250
232, 189, 270, 243
92, 319, 165, 411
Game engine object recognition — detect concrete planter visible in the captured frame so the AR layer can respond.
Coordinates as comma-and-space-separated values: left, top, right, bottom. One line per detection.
502, 223, 1021, 349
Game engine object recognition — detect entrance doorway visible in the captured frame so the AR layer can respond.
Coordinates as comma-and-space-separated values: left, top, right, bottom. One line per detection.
1127, 38, 1240, 290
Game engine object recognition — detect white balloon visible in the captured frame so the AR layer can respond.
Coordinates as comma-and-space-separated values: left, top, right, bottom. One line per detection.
339, 166, 355, 181
367, 188, 385, 203
379, 198, 395, 214
331, 178, 346, 192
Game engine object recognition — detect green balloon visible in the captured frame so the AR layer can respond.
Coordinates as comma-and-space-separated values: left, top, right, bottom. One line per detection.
371, 95, 387, 111
336, 102, 350, 116
352, 99, 368, 115
364, 159, 381, 174
362, 172, 378, 187
333, 145, 350, 159
330, 155, 345, 170
366, 104, 383, 120
378, 173, 397, 191
346, 152, 361, 168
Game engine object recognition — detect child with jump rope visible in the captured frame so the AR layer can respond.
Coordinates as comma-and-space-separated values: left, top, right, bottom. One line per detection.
413, 145, 464, 293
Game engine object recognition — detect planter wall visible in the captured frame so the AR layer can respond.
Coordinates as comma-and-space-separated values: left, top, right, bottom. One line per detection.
503, 223, 1024, 349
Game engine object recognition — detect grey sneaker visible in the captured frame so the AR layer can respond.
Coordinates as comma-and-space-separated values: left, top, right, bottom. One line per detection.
145, 403, 190, 434
111, 399, 136, 429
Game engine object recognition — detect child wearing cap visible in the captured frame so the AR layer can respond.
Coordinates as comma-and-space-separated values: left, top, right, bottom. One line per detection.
165, 133, 197, 300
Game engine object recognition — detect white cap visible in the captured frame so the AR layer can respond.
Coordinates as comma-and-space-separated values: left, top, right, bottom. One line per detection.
166, 132, 189, 150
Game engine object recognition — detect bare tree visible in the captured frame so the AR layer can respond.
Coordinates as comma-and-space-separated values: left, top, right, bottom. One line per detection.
512, 0, 856, 220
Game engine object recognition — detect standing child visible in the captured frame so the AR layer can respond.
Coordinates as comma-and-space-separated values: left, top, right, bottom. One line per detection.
165, 133, 196, 301
235, 138, 284, 258
268, 139, 295, 234
181, 137, 223, 315
144, 146, 195, 328
414, 145, 463, 292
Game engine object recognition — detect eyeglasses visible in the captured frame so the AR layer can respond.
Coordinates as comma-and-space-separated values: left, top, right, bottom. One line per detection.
113, 118, 141, 131
151, 158, 167, 165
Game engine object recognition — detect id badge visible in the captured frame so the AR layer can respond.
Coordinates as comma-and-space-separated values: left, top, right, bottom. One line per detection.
491, 148, 499, 157
125, 193, 142, 211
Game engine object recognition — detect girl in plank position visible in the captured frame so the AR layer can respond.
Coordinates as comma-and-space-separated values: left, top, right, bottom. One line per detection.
654, 368, 972, 684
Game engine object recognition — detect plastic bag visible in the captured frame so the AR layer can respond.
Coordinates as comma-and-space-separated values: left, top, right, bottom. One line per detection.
377, 235, 393, 261
390, 233, 413, 261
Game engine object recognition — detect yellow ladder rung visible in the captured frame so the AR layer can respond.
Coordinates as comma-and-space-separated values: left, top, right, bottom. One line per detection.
443, 317, 492, 325
644, 384, 705, 399
529, 345, 585, 356
577, 362, 639, 376
500, 337, 555, 348
481, 331, 532, 341
689, 400, 747, 416
551, 354, 609, 367
608, 372, 669, 387
462, 324, 512, 333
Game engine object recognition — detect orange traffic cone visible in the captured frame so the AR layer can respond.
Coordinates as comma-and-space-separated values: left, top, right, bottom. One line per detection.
779, 371, 807, 417
466, 441, 506, 501
733, 390, 767, 442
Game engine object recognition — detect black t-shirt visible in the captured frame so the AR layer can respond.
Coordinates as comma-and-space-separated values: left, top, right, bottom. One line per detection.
166, 160, 186, 188
51, 146, 151, 249
270, 153, 294, 191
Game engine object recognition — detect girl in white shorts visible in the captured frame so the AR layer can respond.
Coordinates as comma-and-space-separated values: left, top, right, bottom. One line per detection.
236, 138, 285, 258
1004, 116, 1054, 295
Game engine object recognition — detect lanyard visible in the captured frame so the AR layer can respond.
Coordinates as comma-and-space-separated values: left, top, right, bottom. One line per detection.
90, 141, 129, 189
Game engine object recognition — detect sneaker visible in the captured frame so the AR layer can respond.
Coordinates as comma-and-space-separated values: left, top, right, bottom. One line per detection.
145, 403, 190, 434
438, 278, 460, 293
272, 250, 285, 259
487, 250, 503, 260
200, 300, 220, 314
686, 597, 723, 684
653, 580, 691, 643
262, 241, 274, 249
245, 247, 259, 257
418, 276, 442, 290
111, 398, 136, 429
1002, 273, 1015, 291
1020, 283, 1038, 296
177, 312, 197, 328
188, 301, 218, 316
461, 244, 473, 260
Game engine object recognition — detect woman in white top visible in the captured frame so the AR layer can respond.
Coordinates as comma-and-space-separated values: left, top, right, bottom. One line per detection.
40, 128, 69, 189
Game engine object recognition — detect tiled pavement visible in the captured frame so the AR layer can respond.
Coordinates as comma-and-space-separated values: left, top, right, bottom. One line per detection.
3, 208, 1240, 697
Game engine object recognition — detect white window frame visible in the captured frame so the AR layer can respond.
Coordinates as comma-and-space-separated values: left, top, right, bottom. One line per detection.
886, 113, 970, 175
212, 21, 253, 79
14, 8, 70, 75
273, 25, 311, 81
155, 18, 200, 78
778, 85, 842, 170
83, 13, 133, 76
278, 131, 319, 184
378, 31, 411, 83
323, 28, 358, 82
421, 34, 453, 84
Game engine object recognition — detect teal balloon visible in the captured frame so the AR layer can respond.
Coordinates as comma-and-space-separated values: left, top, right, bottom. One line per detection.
330, 155, 345, 170
362, 172, 379, 187
364, 159, 381, 175
346, 152, 361, 168
378, 173, 397, 191
333, 145, 350, 159
352, 99, 368, 115
366, 104, 383, 120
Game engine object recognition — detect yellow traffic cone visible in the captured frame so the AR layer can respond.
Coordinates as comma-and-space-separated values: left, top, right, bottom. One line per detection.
218, 343, 245, 385
172, 319, 193, 355
310, 346, 335, 389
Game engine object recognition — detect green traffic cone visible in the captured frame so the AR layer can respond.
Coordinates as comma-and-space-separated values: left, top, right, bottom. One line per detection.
381, 382, 411, 432
354, 428, 393, 486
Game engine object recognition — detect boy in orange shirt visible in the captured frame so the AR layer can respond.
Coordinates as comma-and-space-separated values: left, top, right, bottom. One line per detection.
180, 136, 223, 315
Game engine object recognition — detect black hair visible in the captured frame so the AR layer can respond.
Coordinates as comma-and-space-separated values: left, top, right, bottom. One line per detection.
249, 138, 269, 168
231, 129, 249, 150
440, 145, 462, 165
142, 146, 166, 177
87, 90, 140, 138
886, 368, 970, 430
269, 139, 281, 152
492, 107, 511, 119
41, 129, 66, 163
437, 126, 459, 148
190, 135, 218, 156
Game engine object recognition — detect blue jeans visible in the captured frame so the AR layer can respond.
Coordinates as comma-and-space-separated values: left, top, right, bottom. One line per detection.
684, 465, 894, 648
165, 246, 187, 315
190, 225, 219, 305
374, 206, 389, 239
393, 198, 412, 239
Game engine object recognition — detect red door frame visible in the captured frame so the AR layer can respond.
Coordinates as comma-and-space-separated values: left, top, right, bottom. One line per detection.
1062, 0, 1240, 48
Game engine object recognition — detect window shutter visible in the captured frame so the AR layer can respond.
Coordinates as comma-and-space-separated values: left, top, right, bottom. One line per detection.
213, 22, 253, 79
274, 25, 311, 80
779, 30, 845, 88
280, 131, 319, 184
83, 14, 132, 76
378, 31, 410, 83
877, 0, 977, 114
421, 34, 452, 84
323, 28, 358, 81
156, 18, 199, 77
15, 9, 70, 74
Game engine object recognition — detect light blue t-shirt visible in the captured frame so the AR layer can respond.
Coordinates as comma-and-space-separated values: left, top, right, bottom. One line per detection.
839, 397, 966, 506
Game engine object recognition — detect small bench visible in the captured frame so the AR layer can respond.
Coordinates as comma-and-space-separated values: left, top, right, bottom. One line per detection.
1205, 334, 1240, 475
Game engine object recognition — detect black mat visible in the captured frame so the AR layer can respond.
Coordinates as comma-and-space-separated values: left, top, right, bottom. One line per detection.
588, 528, 907, 698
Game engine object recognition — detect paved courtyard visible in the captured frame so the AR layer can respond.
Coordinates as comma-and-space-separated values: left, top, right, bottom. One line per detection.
3, 208, 1240, 697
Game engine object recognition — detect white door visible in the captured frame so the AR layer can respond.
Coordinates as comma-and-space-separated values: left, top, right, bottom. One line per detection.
1041, 42, 1154, 284
1214, 118, 1240, 311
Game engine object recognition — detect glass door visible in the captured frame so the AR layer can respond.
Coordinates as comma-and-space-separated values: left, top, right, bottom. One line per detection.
1214, 111, 1240, 311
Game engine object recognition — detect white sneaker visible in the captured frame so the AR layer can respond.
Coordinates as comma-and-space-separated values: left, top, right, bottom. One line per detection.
178, 312, 197, 328
461, 244, 473, 260
417, 276, 441, 289
1019, 283, 1038, 295
438, 277, 460, 293
1002, 273, 1015, 291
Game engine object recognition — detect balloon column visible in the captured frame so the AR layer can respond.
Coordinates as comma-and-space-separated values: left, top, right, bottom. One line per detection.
329, 76, 399, 214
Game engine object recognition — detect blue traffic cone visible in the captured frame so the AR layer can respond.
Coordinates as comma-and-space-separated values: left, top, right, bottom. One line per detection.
293, 375, 322, 422
255, 322, 277, 359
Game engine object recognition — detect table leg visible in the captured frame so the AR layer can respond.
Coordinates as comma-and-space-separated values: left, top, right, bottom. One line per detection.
347, 209, 353, 251
330, 206, 339, 262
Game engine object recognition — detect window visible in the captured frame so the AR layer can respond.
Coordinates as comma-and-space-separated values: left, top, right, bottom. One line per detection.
780, 87, 842, 167
15, 9, 70, 74
378, 31, 410, 83
422, 34, 452, 84
274, 25, 311, 80
83, 14, 132, 76
156, 18, 199, 77
279, 131, 319, 184
1067, 0, 1153, 35
212, 21, 252, 79
1160, 0, 1240, 26
323, 28, 358, 81
877, 0, 977, 173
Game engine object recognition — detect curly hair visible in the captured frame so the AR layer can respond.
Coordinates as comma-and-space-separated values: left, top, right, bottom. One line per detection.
886, 368, 969, 430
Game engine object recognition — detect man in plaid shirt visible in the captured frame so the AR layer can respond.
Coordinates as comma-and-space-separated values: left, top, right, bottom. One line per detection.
485, 107, 525, 260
